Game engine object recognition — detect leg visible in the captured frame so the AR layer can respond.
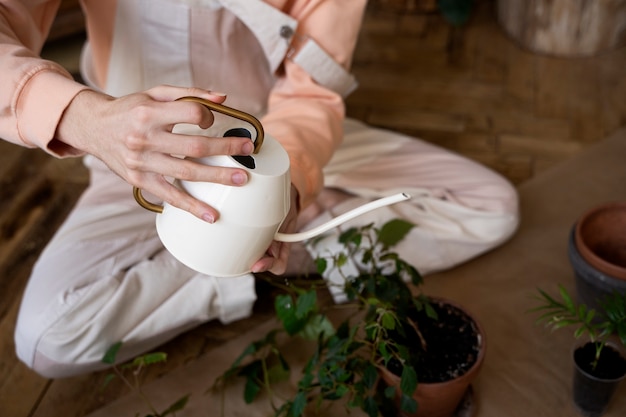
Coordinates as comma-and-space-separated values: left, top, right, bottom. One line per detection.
302, 119, 519, 301
14, 156, 256, 378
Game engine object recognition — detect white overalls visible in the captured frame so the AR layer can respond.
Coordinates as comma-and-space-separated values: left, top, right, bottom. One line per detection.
15, 0, 519, 378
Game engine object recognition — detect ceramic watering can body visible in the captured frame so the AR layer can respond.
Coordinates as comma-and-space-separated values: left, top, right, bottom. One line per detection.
156, 133, 291, 277
134, 97, 411, 277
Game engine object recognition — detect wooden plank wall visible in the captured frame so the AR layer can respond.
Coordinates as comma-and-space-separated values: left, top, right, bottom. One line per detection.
347, 0, 626, 185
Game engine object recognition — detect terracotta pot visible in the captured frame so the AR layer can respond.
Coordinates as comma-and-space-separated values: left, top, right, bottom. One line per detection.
575, 202, 626, 281
570, 202, 626, 313
379, 299, 485, 417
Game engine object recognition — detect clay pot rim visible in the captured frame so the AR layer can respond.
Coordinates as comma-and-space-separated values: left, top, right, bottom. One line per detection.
379, 297, 486, 387
574, 201, 626, 281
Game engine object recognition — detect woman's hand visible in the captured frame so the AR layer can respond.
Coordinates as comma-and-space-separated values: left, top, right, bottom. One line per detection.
56, 85, 254, 223
251, 185, 300, 275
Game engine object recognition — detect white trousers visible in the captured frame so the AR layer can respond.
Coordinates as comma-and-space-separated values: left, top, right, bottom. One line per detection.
15, 119, 519, 378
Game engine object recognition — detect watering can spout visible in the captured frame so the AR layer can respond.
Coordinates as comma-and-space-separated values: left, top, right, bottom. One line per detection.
274, 192, 412, 243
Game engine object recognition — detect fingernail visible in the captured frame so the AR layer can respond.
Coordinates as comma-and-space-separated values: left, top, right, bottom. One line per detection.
209, 90, 227, 97
202, 213, 215, 223
242, 141, 253, 155
232, 172, 248, 185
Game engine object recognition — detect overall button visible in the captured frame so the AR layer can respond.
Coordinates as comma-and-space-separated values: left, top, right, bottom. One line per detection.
279, 25, 294, 39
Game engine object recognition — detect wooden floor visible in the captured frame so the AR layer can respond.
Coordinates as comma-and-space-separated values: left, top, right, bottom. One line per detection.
1, 1, 625, 416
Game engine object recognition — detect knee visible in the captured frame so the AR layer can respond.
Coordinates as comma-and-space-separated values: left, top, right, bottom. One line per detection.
477, 174, 520, 218
14, 304, 107, 379
15, 340, 105, 379
14, 268, 111, 379
494, 182, 520, 242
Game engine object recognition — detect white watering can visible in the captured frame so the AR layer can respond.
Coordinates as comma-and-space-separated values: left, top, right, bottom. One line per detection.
134, 97, 410, 277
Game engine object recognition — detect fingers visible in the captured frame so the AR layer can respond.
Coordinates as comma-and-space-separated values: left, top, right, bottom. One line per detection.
136, 172, 220, 223
132, 129, 254, 161
251, 241, 289, 275
128, 152, 250, 186
119, 87, 258, 221
147, 85, 228, 105
71, 85, 260, 223
251, 189, 299, 274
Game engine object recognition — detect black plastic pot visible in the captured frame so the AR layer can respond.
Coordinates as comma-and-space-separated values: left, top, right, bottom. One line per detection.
572, 342, 626, 417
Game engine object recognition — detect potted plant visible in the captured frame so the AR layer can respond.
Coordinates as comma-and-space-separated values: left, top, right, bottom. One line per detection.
532, 285, 626, 417
213, 219, 485, 417
569, 202, 626, 314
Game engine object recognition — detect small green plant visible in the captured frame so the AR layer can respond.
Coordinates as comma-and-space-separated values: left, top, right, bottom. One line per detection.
531, 285, 626, 370
101, 342, 190, 417
213, 219, 440, 417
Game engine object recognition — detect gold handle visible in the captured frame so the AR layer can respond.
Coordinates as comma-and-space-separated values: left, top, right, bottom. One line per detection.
175, 96, 264, 153
134, 186, 163, 213
133, 96, 265, 213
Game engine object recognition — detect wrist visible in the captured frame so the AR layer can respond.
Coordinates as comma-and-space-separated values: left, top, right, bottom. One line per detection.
56, 89, 110, 154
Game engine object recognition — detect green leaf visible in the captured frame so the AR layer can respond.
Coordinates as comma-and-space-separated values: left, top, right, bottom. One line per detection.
559, 285, 576, 313
160, 394, 190, 417
233, 342, 257, 366
363, 395, 379, 417
405, 263, 423, 286
335, 384, 349, 398
220, 341, 261, 382
381, 311, 396, 330
291, 391, 307, 417
102, 341, 123, 365
339, 226, 364, 247
295, 291, 317, 319
336, 252, 348, 268
378, 342, 391, 364
275, 294, 305, 335
300, 314, 336, 340
100, 373, 116, 391
298, 370, 315, 390
132, 352, 167, 367
384, 385, 396, 399
362, 364, 378, 389
244, 375, 261, 404
315, 257, 328, 275
266, 359, 290, 384
378, 219, 414, 249
400, 393, 418, 414
400, 366, 418, 395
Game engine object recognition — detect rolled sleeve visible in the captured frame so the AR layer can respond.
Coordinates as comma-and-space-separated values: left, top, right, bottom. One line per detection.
16, 68, 89, 157
260, 0, 367, 210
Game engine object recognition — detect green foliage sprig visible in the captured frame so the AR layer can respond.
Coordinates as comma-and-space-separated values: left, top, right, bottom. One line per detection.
531, 285, 626, 370
213, 219, 436, 417
101, 342, 190, 417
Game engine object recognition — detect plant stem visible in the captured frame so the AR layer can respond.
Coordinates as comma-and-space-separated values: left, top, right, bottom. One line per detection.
112, 365, 160, 416
407, 316, 428, 351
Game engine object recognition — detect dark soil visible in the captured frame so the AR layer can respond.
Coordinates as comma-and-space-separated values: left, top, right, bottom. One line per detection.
575, 342, 626, 379
387, 299, 482, 383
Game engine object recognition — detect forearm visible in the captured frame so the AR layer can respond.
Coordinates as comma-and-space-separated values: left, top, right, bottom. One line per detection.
0, 0, 89, 155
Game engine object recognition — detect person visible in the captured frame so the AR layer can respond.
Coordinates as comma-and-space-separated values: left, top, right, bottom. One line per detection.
1, 0, 519, 379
